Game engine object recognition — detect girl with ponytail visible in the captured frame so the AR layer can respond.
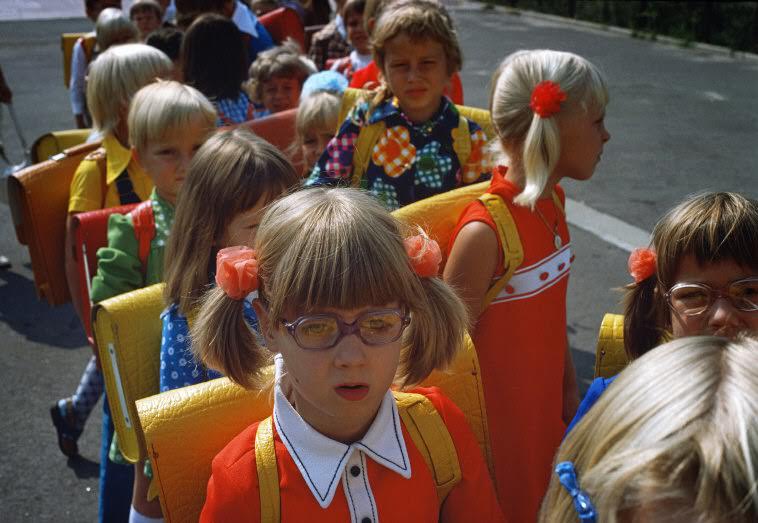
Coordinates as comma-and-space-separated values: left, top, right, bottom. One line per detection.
444, 49, 610, 522
567, 191, 758, 433
193, 187, 503, 522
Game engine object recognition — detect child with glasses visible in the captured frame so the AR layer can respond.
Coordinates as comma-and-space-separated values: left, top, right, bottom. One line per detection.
191, 188, 504, 522
540, 334, 758, 523
566, 191, 758, 433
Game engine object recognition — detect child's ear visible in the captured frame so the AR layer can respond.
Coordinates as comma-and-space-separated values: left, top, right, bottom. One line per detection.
131, 146, 141, 167
366, 17, 375, 36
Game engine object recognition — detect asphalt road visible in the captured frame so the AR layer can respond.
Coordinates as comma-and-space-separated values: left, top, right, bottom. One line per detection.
0, 3, 757, 521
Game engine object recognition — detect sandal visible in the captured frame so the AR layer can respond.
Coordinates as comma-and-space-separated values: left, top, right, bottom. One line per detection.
49, 398, 81, 458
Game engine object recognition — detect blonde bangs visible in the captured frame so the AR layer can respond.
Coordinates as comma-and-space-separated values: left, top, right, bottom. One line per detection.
259, 189, 421, 320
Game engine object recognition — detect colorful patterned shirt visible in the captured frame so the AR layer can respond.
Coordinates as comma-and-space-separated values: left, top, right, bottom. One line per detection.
306, 97, 489, 209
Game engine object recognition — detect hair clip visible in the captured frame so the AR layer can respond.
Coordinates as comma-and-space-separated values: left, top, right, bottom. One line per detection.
556, 461, 597, 522
628, 248, 657, 283
530, 80, 567, 118
404, 232, 442, 278
216, 246, 259, 300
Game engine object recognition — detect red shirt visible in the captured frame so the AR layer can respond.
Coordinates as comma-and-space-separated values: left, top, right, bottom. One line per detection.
349, 61, 464, 105
200, 387, 504, 522
448, 166, 571, 522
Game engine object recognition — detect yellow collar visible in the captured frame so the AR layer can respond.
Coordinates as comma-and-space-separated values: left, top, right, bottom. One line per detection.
103, 133, 144, 184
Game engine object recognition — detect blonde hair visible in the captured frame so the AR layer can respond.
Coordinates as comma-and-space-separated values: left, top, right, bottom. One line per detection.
370, 0, 461, 105
164, 128, 300, 316
540, 335, 758, 523
246, 40, 316, 103
292, 91, 340, 160
95, 7, 139, 50
624, 192, 758, 358
490, 49, 609, 208
191, 188, 468, 389
127, 80, 216, 153
87, 43, 172, 136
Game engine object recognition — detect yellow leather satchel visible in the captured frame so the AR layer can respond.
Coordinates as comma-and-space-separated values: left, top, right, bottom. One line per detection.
31, 129, 91, 164
92, 283, 165, 463
137, 335, 491, 523
593, 313, 629, 379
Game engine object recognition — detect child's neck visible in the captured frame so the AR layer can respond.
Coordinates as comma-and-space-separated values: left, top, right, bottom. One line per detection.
399, 97, 442, 125
504, 164, 560, 199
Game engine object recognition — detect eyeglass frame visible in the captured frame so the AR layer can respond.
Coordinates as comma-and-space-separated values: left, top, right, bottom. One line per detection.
664, 277, 758, 317
279, 308, 411, 350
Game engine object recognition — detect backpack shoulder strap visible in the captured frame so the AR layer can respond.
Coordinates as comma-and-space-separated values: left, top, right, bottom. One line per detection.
393, 391, 461, 507
351, 119, 385, 188
451, 114, 472, 169
81, 35, 97, 62
255, 416, 281, 523
129, 200, 155, 275
478, 193, 524, 309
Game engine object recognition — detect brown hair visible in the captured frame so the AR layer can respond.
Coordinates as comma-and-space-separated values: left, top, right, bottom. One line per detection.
191, 188, 469, 388
245, 40, 315, 103
624, 192, 758, 358
369, 0, 462, 106
163, 127, 299, 315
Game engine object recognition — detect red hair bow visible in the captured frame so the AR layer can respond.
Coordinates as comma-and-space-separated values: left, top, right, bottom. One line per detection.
404, 232, 442, 278
628, 248, 656, 283
530, 80, 567, 118
216, 246, 259, 300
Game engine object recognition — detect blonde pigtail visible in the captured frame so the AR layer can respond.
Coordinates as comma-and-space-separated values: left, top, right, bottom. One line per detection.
516, 113, 561, 209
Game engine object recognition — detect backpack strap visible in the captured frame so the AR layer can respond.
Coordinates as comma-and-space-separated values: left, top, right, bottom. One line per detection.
393, 391, 461, 507
129, 200, 155, 275
255, 416, 281, 523
351, 119, 385, 188
451, 114, 472, 170
478, 194, 524, 309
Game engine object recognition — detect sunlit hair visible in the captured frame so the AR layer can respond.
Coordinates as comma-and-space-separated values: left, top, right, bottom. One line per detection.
181, 13, 248, 100
245, 39, 316, 103
624, 192, 758, 358
490, 49, 608, 208
95, 7, 138, 50
191, 188, 468, 388
164, 128, 300, 316
540, 335, 758, 523
86, 43, 172, 136
370, 0, 461, 105
127, 80, 216, 153
292, 91, 340, 169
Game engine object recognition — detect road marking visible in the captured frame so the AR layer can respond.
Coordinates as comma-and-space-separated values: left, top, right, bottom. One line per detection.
566, 198, 651, 253
702, 91, 727, 102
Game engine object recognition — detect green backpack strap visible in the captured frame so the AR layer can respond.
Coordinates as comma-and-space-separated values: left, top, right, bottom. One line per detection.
393, 391, 462, 507
478, 194, 524, 309
255, 416, 281, 523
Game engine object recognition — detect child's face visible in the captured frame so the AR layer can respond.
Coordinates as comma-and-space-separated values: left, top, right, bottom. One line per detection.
220, 199, 269, 248
258, 303, 403, 443
668, 255, 758, 339
301, 129, 333, 171
345, 11, 370, 55
382, 34, 451, 124
554, 103, 610, 182
132, 9, 162, 40
261, 75, 301, 114
134, 115, 212, 206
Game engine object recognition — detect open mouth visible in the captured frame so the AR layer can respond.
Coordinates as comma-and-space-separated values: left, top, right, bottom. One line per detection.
335, 384, 370, 401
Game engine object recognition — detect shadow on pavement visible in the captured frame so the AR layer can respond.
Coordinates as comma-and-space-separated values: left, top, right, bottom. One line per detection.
67, 455, 100, 479
0, 268, 87, 349
570, 347, 595, 396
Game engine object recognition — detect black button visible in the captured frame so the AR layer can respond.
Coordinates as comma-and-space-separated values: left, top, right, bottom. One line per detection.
350, 465, 361, 477
361, 518, 371, 523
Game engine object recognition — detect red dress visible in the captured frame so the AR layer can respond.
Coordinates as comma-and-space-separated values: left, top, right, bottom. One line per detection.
349, 61, 464, 105
448, 165, 571, 522
200, 387, 505, 522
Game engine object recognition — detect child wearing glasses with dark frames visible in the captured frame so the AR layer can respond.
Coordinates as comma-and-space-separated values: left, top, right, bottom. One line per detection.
191, 187, 504, 522
566, 191, 758, 433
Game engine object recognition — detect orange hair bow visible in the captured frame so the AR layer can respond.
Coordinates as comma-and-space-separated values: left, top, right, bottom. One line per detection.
404, 233, 442, 278
216, 246, 259, 300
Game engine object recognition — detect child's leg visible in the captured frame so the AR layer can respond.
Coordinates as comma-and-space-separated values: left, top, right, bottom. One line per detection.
99, 397, 135, 523
130, 460, 163, 522
51, 355, 104, 456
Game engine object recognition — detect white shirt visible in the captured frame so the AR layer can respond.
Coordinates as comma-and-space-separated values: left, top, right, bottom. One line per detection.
69, 36, 91, 115
272, 355, 412, 522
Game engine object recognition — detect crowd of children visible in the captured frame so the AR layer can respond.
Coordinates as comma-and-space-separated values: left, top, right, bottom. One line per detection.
32, 0, 758, 521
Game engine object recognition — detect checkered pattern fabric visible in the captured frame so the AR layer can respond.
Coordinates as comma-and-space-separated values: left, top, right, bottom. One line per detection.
460, 129, 489, 183
369, 178, 401, 210
372, 126, 417, 179
321, 131, 358, 179
214, 92, 254, 126
414, 141, 451, 189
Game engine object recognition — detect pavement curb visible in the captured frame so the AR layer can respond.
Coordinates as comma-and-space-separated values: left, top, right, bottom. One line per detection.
452, 1, 758, 62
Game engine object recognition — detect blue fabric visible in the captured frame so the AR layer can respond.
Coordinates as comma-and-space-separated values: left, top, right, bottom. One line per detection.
301, 71, 348, 98
160, 300, 259, 392
98, 397, 134, 523
249, 19, 274, 59
306, 97, 488, 210
565, 375, 618, 436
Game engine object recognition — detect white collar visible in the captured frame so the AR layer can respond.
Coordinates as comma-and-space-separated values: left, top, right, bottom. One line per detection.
232, 0, 259, 38
350, 50, 372, 71
272, 355, 412, 509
